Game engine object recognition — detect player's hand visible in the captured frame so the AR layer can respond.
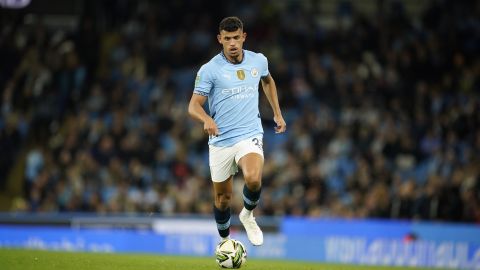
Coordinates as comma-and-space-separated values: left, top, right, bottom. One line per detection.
204, 117, 219, 137
273, 115, 286, 133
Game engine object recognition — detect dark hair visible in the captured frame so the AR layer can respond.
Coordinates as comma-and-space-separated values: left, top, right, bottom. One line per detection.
219, 16, 243, 33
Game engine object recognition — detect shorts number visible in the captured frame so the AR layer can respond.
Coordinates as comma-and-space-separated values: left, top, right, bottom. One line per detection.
252, 138, 263, 150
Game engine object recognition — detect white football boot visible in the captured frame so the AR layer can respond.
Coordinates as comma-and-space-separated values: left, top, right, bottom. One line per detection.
239, 208, 263, 246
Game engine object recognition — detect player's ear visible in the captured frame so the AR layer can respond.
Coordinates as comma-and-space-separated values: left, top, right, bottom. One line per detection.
243, 32, 247, 40
217, 34, 222, 44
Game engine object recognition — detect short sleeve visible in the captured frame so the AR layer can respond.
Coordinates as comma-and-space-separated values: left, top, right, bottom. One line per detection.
258, 53, 269, 78
193, 64, 213, 96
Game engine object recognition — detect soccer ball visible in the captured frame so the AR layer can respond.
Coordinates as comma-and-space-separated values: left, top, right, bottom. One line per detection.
215, 239, 247, 268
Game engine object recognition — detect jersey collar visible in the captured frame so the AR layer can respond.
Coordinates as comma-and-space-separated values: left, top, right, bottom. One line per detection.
221, 50, 245, 65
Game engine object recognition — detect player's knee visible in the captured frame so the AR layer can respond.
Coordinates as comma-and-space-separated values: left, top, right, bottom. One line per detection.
215, 193, 232, 210
243, 170, 262, 191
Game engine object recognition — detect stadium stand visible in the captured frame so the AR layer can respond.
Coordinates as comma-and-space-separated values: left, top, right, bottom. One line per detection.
0, 0, 478, 223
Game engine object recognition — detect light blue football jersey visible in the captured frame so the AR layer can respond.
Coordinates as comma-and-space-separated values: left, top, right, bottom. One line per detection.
193, 50, 269, 147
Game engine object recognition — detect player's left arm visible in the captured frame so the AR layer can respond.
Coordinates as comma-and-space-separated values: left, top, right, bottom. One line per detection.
261, 74, 286, 133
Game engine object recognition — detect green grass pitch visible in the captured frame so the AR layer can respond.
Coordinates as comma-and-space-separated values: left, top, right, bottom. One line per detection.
0, 248, 440, 270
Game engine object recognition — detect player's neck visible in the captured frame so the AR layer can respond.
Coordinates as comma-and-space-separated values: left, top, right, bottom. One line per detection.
222, 50, 244, 64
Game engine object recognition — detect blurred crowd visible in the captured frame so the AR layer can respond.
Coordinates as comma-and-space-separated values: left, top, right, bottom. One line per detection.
0, 0, 479, 223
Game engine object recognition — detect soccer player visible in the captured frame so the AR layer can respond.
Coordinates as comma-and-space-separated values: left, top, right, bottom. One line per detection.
188, 16, 286, 246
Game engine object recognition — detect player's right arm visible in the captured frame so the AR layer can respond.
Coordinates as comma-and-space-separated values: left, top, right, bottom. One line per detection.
188, 93, 219, 136
190, 64, 219, 136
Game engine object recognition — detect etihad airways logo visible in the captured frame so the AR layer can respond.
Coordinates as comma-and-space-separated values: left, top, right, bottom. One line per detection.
221, 85, 258, 99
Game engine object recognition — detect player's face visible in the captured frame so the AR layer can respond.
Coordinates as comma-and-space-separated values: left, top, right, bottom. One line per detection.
217, 29, 246, 59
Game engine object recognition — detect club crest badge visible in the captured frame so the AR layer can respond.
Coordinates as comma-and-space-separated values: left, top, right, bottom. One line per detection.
251, 68, 258, 77
236, 69, 245, 80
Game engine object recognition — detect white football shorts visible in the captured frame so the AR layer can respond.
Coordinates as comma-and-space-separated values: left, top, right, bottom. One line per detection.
209, 135, 264, 182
